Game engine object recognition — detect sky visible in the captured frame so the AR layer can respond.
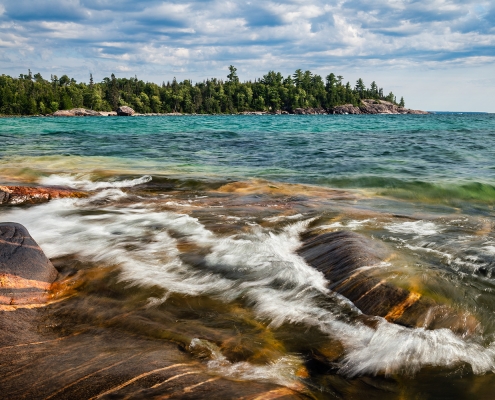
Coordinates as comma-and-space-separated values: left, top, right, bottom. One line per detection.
0, 0, 494, 112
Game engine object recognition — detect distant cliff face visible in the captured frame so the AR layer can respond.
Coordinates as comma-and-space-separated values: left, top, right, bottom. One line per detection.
329, 99, 429, 115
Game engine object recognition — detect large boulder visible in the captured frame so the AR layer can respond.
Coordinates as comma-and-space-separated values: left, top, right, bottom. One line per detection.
116, 106, 135, 116
0, 222, 57, 305
0, 185, 86, 205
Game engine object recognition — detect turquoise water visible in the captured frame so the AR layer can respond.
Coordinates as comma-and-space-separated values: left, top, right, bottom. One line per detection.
2, 114, 494, 186
2, 114, 495, 398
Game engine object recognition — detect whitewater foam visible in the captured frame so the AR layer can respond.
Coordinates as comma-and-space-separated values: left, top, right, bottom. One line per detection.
2, 183, 495, 377
39, 174, 152, 190
189, 338, 304, 390
386, 220, 441, 237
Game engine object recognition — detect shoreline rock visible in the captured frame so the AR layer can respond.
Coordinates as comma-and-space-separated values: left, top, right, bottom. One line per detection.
46, 100, 428, 117
298, 230, 477, 336
329, 99, 429, 115
0, 222, 57, 306
0, 185, 87, 205
116, 105, 135, 116
52, 108, 102, 117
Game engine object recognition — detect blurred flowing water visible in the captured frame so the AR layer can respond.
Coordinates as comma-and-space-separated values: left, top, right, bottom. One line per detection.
1, 114, 495, 398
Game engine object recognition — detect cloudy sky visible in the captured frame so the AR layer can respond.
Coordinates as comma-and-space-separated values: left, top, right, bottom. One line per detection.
0, 0, 494, 111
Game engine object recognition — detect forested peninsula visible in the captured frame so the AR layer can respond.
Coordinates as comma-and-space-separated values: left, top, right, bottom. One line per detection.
0, 66, 426, 116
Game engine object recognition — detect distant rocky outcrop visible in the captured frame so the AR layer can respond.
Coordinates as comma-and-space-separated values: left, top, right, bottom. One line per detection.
293, 107, 327, 115
328, 104, 361, 114
116, 106, 135, 116
0, 185, 87, 205
328, 100, 429, 115
52, 108, 101, 117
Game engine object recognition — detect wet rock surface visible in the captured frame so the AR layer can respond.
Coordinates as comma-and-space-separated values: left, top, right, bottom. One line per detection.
298, 230, 478, 336
0, 222, 57, 306
0, 224, 305, 399
0, 185, 86, 205
0, 328, 303, 400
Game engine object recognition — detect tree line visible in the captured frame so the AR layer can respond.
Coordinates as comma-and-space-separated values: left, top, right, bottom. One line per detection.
0, 66, 404, 115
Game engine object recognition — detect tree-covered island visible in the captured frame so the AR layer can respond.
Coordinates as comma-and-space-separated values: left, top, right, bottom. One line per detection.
0, 66, 426, 116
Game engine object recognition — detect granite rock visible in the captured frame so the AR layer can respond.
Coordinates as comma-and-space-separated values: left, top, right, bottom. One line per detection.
116, 106, 135, 116
0, 222, 57, 305
0, 185, 87, 205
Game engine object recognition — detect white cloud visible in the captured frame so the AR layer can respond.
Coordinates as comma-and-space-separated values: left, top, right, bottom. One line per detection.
0, 0, 493, 110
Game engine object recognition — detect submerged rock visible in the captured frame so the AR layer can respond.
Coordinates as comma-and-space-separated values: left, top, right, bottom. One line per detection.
298, 230, 478, 336
0, 222, 57, 306
116, 106, 135, 116
0, 185, 86, 205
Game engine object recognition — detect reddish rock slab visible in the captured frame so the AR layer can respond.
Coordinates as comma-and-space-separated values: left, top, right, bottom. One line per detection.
0, 222, 57, 305
0, 185, 86, 205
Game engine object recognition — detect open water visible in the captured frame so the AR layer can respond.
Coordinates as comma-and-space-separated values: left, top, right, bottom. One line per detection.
1, 114, 495, 399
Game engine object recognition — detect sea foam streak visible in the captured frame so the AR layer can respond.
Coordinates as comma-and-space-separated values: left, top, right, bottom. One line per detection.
39, 174, 152, 190
2, 177, 495, 378
190, 338, 303, 389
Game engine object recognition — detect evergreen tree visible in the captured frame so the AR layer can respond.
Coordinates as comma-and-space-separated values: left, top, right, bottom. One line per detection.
0, 67, 406, 115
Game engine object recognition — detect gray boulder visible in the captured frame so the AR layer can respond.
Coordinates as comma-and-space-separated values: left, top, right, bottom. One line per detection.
116, 106, 135, 116
0, 222, 57, 305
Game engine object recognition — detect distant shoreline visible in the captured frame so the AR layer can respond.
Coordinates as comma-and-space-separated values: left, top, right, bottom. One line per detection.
0, 100, 430, 118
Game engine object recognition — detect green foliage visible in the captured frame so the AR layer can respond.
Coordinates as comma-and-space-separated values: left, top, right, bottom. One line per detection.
0, 68, 403, 115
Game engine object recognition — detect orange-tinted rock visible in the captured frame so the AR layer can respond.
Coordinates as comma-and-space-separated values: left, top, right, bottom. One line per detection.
0, 223, 57, 305
0, 185, 86, 205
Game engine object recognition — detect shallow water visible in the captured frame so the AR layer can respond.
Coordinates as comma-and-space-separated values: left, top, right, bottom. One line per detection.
1, 114, 495, 398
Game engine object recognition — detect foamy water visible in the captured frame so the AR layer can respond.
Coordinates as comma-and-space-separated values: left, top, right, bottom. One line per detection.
3, 175, 495, 379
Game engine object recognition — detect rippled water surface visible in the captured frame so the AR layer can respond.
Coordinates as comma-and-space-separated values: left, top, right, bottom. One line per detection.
1, 114, 495, 399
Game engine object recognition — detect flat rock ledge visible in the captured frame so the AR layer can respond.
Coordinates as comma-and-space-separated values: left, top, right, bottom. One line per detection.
52, 108, 102, 117
0, 185, 87, 205
0, 222, 57, 306
51, 108, 118, 116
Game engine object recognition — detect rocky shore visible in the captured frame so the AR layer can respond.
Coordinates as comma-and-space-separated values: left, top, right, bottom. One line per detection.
46, 100, 428, 117
0, 185, 86, 205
